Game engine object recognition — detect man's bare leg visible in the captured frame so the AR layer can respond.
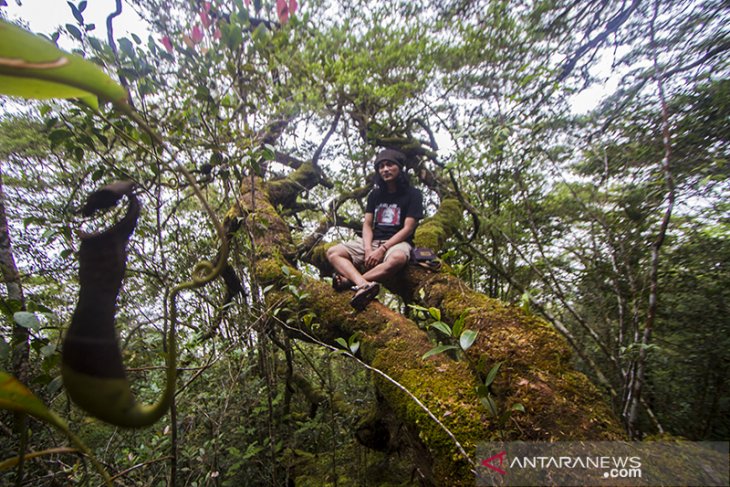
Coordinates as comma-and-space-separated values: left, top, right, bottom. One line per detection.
327, 246, 369, 288
327, 246, 408, 290
362, 252, 408, 283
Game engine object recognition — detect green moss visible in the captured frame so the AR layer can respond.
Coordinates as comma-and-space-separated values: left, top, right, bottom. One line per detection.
267, 162, 320, 207
415, 272, 625, 444
230, 175, 625, 485
414, 198, 462, 251
368, 336, 484, 483
310, 241, 336, 270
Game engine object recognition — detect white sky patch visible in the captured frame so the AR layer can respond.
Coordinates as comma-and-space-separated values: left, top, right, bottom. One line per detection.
569, 78, 619, 114
567, 46, 629, 114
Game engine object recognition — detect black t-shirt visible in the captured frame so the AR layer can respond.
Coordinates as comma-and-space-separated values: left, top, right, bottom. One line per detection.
365, 186, 424, 241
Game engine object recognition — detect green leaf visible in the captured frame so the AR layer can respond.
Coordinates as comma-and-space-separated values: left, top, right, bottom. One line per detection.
0, 371, 65, 428
118, 37, 135, 58
428, 307, 441, 321
459, 329, 478, 351
0, 372, 110, 481
0, 298, 22, 318
14, 311, 40, 331
422, 344, 458, 360
0, 75, 96, 108
452, 318, 464, 337
0, 19, 127, 107
88, 36, 102, 51
66, 23, 82, 41
253, 23, 268, 43
484, 361, 503, 387
430, 321, 451, 336
407, 304, 429, 313
69, 3, 84, 23
335, 337, 348, 349
40, 343, 56, 357
228, 24, 243, 50
28, 302, 54, 315
511, 403, 525, 412
452, 310, 468, 337
480, 394, 499, 417
47, 376, 63, 395
302, 312, 315, 328
210, 152, 224, 166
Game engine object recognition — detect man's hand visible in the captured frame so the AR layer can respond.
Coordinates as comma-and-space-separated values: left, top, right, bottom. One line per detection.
364, 245, 386, 269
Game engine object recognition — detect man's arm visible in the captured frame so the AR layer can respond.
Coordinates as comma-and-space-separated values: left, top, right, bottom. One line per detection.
381, 217, 417, 250
364, 217, 418, 269
362, 212, 374, 259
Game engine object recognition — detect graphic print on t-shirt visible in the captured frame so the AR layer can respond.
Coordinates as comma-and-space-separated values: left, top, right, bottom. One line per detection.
374, 203, 401, 227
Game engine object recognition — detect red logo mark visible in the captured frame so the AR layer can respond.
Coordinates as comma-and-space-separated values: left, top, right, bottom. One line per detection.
482, 450, 507, 475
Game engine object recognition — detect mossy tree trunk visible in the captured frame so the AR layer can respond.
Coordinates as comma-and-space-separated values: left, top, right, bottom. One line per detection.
224, 170, 624, 485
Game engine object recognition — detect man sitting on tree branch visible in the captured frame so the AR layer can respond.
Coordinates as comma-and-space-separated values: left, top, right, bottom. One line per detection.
327, 149, 424, 310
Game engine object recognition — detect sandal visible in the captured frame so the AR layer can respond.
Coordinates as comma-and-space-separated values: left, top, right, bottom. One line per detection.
350, 282, 380, 311
332, 273, 354, 292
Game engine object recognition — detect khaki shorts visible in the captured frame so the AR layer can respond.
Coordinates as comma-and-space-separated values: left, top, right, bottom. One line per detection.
337, 237, 412, 268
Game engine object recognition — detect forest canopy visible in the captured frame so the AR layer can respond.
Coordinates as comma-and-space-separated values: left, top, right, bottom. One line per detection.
0, 0, 728, 485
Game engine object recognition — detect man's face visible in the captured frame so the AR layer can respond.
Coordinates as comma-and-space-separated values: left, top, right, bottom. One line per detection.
377, 160, 400, 183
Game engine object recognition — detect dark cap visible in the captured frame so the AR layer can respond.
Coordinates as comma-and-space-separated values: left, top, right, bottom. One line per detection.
374, 149, 406, 169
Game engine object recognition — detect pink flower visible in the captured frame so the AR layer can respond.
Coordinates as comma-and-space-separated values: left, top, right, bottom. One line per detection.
213, 27, 222, 40
244, 0, 251, 6
200, 9, 211, 28
202, 1, 211, 12
191, 24, 204, 44
161, 35, 174, 53
276, 0, 298, 23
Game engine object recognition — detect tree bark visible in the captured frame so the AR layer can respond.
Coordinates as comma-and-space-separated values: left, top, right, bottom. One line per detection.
0, 167, 29, 388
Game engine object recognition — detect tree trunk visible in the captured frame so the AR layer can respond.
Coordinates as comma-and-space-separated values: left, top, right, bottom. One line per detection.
0, 167, 29, 388
225, 174, 625, 485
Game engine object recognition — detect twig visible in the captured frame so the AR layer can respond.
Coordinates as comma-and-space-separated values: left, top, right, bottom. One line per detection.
311, 99, 343, 168
557, 0, 641, 82
105, 0, 134, 107
0, 447, 79, 471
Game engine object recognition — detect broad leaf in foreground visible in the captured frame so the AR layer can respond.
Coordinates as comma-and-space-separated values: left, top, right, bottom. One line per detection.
0, 19, 127, 108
